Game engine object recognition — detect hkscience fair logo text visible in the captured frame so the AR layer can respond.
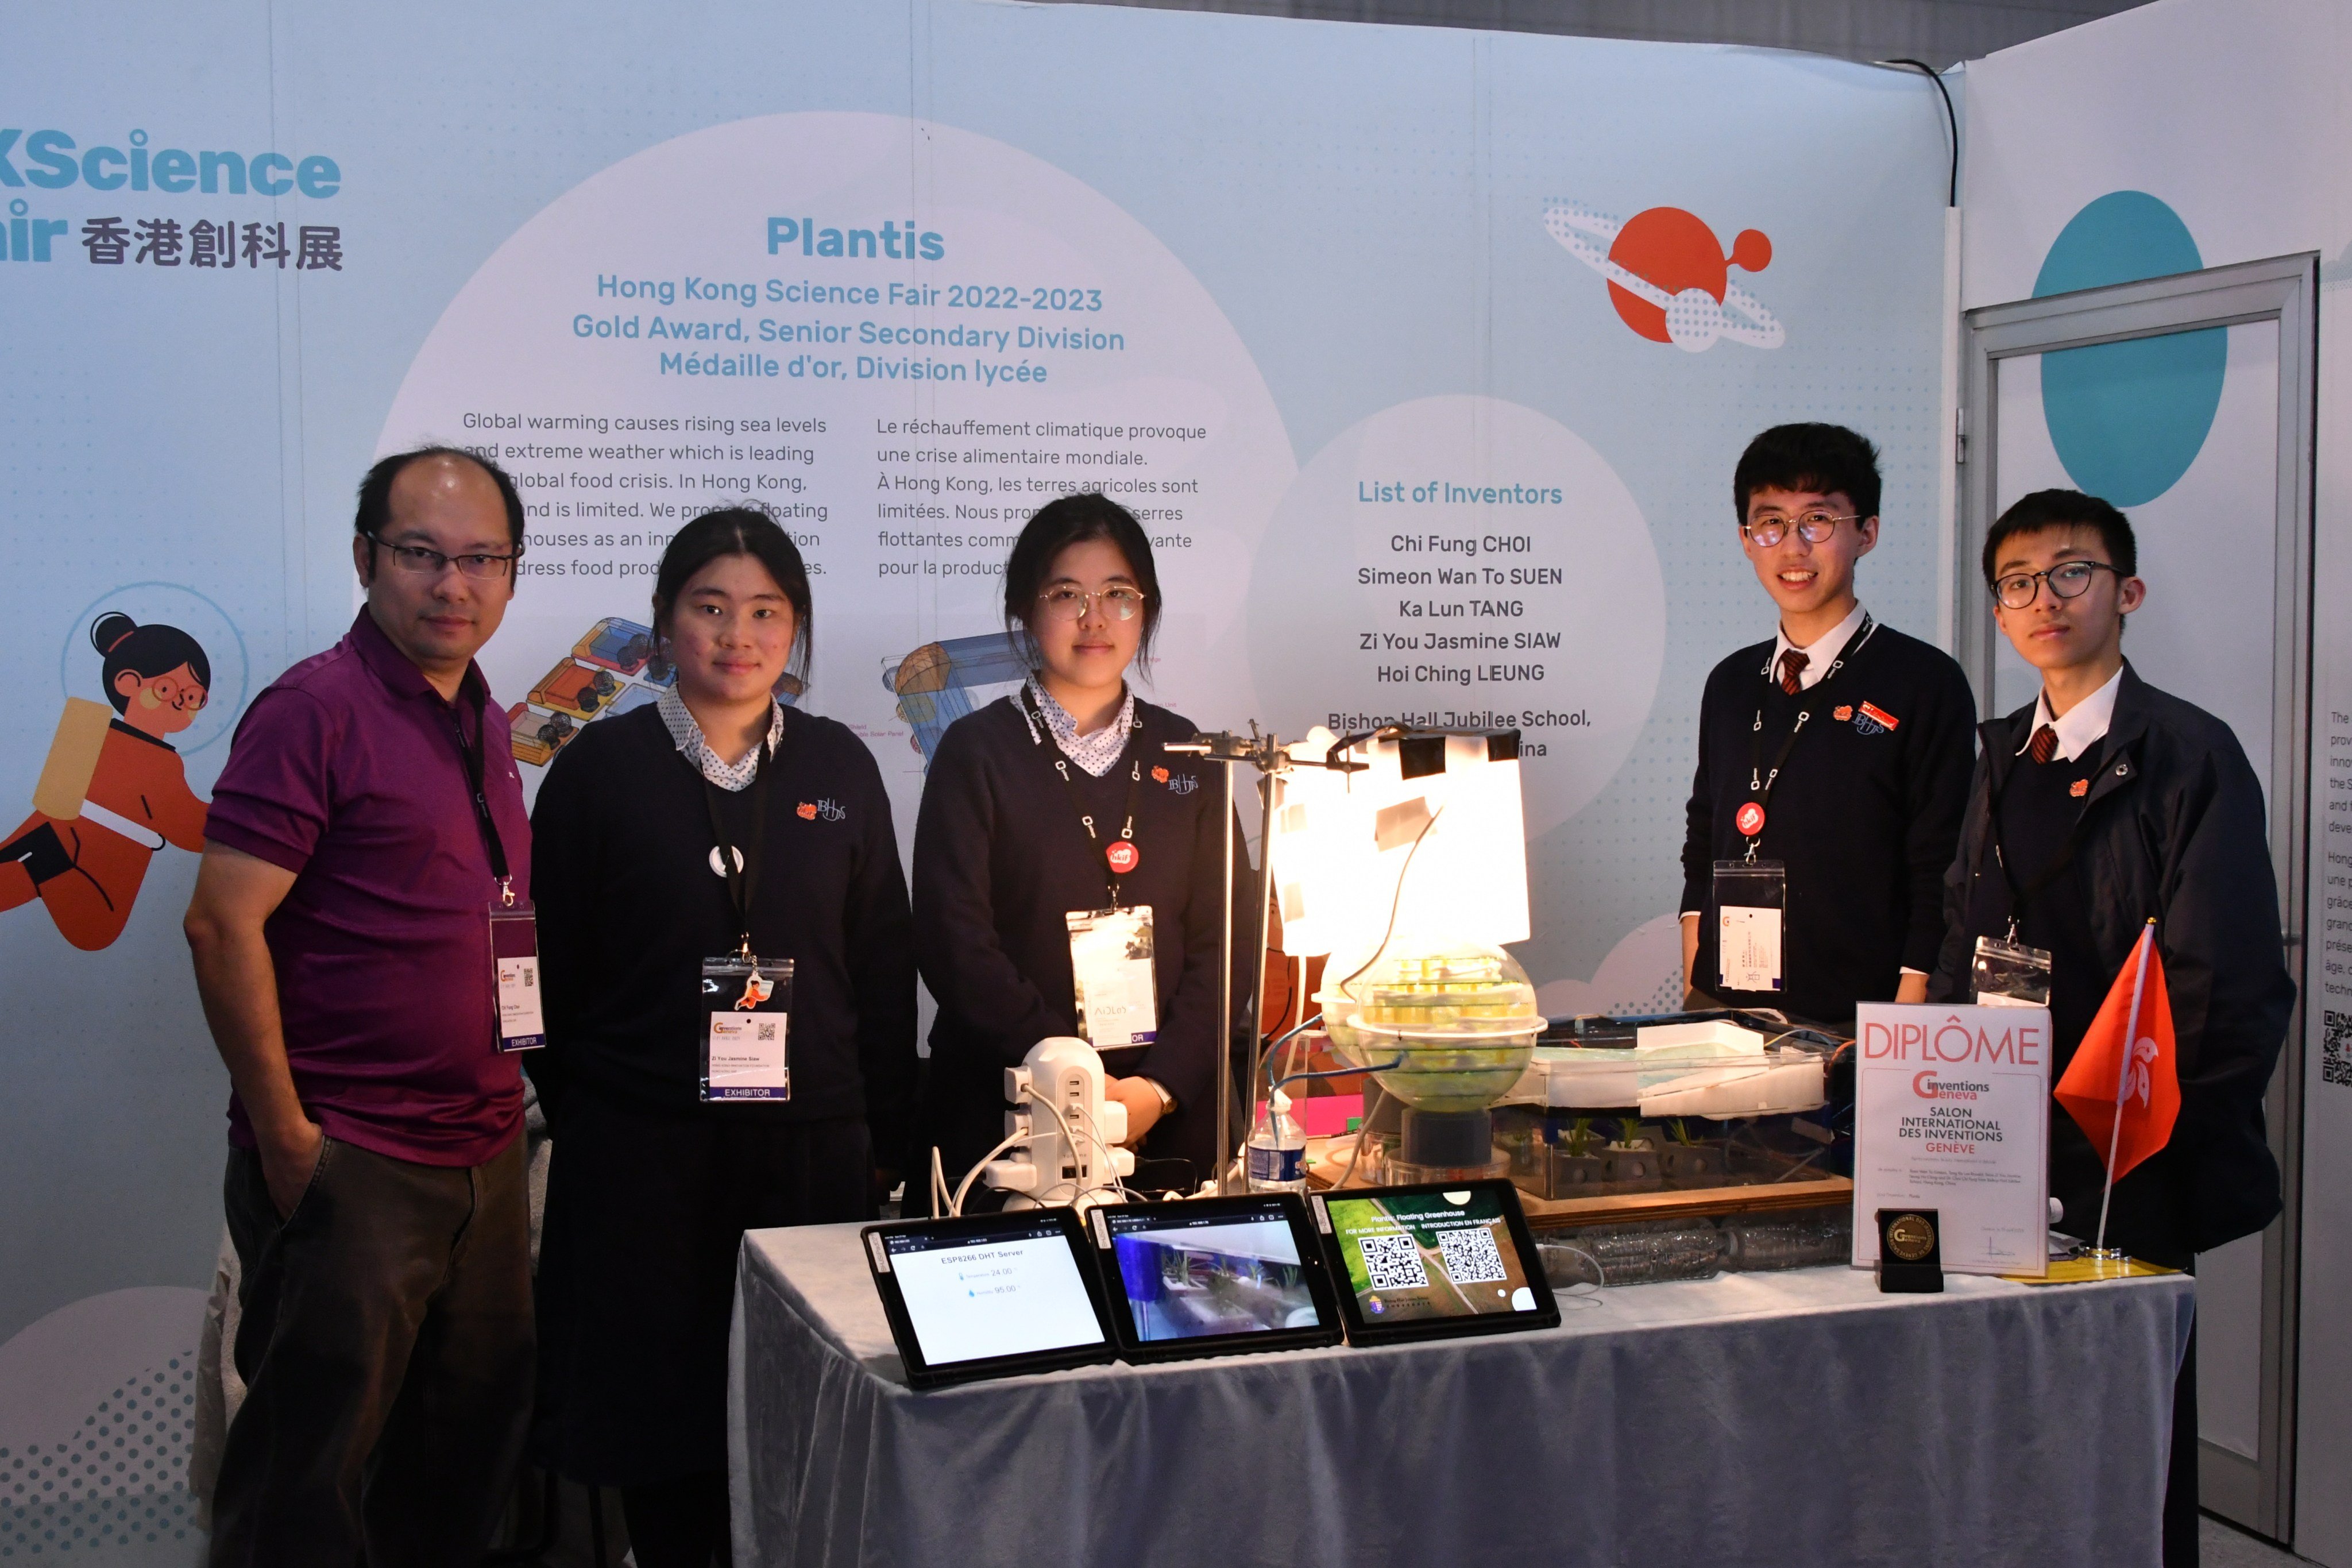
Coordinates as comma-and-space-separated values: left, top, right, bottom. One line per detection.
0, 128, 342, 268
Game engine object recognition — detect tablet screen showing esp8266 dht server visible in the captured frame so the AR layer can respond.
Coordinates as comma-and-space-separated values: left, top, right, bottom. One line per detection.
863, 1210, 1114, 1387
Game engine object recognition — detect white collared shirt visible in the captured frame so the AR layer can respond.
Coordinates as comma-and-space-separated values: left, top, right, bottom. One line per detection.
1023, 677, 1135, 778
2018, 665, 2123, 763
658, 683, 785, 791
1768, 601, 1868, 691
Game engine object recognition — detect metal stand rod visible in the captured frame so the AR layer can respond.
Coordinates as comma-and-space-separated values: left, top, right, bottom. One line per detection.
1241, 768, 1282, 1187
1216, 762, 1237, 1193
1167, 723, 1362, 1196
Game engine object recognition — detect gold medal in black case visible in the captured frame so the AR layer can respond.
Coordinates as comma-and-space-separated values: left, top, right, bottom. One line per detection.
1874, 1208, 1944, 1293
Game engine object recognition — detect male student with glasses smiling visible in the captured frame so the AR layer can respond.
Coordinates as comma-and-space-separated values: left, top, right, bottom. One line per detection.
184, 447, 538, 1567
1928, 488, 2293, 1567
1679, 423, 1978, 1025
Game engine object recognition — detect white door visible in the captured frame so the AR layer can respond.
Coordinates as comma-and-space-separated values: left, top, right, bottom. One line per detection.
1963, 255, 2315, 1540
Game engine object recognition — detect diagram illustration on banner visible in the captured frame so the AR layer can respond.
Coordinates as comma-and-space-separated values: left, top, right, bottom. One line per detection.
1543, 201, 1784, 352
1, 613, 213, 951
506, 613, 807, 767
883, 631, 1028, 763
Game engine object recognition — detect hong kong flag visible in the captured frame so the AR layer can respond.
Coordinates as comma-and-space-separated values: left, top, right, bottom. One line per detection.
2054, 921, 2179, 1187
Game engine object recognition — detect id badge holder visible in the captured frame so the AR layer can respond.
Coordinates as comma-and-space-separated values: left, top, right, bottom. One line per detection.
1972, 935, 2053, 1008
1065, 905, 1159, 1051
700, 955, 795, 1101
489, 904, 544, 1053
1713, 860, 1787, 994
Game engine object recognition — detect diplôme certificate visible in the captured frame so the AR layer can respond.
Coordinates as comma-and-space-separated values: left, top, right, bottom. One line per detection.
1851, 1003, 2049, 1277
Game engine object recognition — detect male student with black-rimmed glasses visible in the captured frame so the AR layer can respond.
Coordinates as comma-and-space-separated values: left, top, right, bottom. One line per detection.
1679, 423, 1978, 1025
1930, 487, 2292, 1568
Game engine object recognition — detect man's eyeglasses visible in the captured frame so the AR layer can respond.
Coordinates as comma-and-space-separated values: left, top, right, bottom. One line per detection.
1990, 560, 2122, 610
1743, 511, 1856, 549
366, 532, 520, 580
1037, 586, 1146, 623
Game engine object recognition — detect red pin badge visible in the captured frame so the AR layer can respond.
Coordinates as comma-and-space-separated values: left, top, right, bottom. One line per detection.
1735, 801, 1767, 837
1106, 840, 1141, 875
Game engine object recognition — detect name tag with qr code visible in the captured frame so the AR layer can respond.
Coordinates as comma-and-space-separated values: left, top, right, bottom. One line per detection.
700, 955, 793, 1102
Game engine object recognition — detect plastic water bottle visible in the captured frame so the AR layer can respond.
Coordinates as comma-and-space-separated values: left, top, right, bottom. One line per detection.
1246, 1090, 1308, 1192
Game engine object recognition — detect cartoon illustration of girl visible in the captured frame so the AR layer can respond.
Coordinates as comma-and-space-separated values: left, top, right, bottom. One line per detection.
0, 613, 213, 951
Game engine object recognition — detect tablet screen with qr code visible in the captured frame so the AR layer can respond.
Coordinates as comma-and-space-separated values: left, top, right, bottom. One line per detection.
1312, 1180, 1557, 1341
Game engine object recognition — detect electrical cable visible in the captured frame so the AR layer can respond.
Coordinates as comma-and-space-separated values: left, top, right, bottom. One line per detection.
1329, 1082, 1389, 1189
1880, 57, 1958, 207
1263, 1011, 1324, 1092
1022, 1084, 1131, 1205
948, 1129, 1046, 1216
1331, 802, 1447, 998
1068, 1100, 1133, 1203
1544, 1241, 1608, 1292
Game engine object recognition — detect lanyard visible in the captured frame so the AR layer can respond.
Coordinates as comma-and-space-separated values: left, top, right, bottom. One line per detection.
700, 737, 777, 959
1985, 740, 2092, 944
447, 679, 514, 907
1023, 685, 1145, 906
1740, 616, 1875, 861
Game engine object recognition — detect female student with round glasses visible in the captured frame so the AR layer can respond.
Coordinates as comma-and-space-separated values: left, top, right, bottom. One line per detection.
912, 491, 1245, 1206
526, 508, 915, 1566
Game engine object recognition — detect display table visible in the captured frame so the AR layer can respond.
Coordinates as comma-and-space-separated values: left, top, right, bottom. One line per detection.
729, 1222, 2192, 1567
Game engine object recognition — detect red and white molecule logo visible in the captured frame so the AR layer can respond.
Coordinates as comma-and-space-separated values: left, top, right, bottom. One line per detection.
1545, 201, 1783, 353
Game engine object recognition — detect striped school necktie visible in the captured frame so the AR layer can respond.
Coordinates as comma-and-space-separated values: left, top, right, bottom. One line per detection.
2029, 724, 2059, 765
1777, 650, 1808, 696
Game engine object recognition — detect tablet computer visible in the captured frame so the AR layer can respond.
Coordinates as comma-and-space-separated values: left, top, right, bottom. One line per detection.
862, 1208, 1117, 1389
1308, 1179, 1561, 1346
1086, 1193, 1343, 1363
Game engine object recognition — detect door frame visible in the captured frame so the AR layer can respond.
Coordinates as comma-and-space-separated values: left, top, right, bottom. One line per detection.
1957, 252, 2318, 1539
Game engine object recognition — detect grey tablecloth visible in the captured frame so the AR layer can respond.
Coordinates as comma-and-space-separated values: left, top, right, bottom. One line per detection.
730, 1222, 2193, 1567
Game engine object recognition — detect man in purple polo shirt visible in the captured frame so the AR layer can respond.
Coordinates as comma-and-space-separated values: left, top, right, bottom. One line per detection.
184, 447, 536, 1567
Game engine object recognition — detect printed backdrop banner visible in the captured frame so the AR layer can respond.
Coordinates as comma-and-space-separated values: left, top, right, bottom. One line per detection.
0, 3, 1951, 1550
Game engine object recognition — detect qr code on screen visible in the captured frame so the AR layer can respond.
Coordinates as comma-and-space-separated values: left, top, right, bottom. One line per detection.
1436, 1225, 1508, 1285
2325, 1010, 2352, 1087
1357, 1233, 1430, 1292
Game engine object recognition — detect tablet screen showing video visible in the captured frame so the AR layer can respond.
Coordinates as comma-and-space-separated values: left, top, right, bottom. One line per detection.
1312, 1181, 1556, 1340
1091, 1195, 1338, 1357
867, 1211, 1110, 1384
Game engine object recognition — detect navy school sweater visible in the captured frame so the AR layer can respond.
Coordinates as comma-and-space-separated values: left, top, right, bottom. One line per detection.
524, 704, 918, 1157
912, 694, 1250, 1184
1680, 620, 1977, 1024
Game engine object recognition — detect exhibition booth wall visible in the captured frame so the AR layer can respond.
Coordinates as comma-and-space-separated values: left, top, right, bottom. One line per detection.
9, 0, 2338, 1559
1963, 1, 2346, 1552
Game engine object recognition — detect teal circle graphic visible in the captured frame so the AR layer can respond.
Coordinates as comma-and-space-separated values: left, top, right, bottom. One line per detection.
2032, 191, 2224, 508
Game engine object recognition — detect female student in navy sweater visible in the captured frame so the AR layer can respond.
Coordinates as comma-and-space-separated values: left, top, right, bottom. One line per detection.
913, 492, 1243, 1203
527, 508, 915, 1567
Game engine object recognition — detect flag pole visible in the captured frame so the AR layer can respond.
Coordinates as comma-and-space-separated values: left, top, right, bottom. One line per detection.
2093, 918, 2159, 1259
